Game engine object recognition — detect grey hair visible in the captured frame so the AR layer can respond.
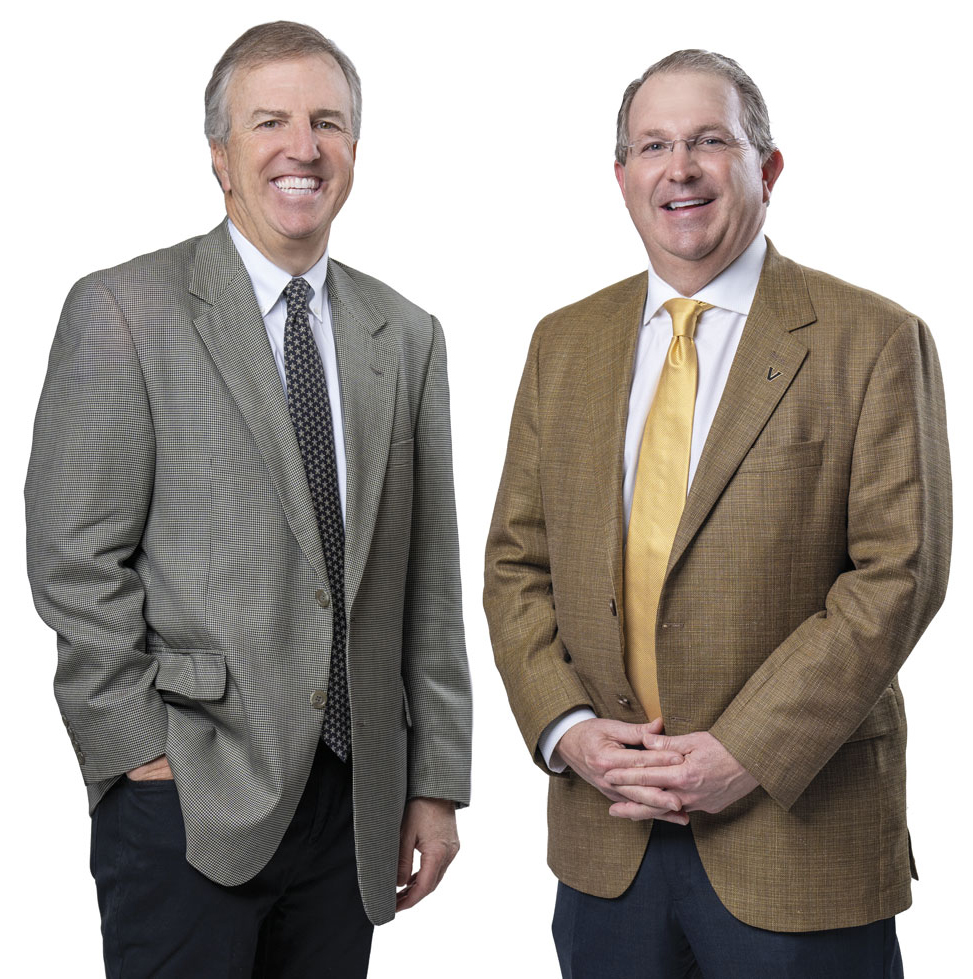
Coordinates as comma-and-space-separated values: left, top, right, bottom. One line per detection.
615, 49, 775, 166
204, 21, 362, 146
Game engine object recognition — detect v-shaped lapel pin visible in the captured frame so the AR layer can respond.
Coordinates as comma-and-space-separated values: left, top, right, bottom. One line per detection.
665, 242, 816, 578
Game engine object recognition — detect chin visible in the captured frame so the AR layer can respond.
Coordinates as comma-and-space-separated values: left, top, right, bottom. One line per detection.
272, 218, 326, 242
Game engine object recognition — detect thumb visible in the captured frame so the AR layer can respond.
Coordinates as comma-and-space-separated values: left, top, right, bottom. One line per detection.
397, 835, 415, 886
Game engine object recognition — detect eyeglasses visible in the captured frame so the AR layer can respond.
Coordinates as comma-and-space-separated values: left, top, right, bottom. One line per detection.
626, 133, 748, 161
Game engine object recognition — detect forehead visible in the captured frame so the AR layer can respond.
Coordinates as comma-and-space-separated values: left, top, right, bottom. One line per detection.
227, 54, 352, 117
628, 71, 744, 134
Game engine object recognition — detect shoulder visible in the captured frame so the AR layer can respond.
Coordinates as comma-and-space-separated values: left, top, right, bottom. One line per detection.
71, 234, 203, 299
537, 274, 645, 333
804, 264, 914, 322
61, 234, 208, 339
531, 273, 646, 354
772, 251, 923, 345
329, 258, 439, 347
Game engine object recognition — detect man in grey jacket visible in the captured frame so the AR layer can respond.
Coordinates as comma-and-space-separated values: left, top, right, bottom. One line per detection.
26, 20, 471, 978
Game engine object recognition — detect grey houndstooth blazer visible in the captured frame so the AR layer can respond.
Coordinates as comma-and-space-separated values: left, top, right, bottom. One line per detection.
26, 220, 472, 925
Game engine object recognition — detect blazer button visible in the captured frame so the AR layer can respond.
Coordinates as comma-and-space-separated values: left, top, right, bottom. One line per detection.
609, 598, 617, 616
310, 689, 328, 710
315, 589, 330, 609
563, 651, 572, 663
617, 696, 631, 708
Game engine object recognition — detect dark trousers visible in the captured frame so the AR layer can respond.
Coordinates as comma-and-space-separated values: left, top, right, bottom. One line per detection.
91, 745, 373, 978
553, 821, 904, 979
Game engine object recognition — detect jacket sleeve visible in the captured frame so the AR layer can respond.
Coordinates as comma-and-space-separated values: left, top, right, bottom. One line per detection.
401, 316, 472, 805
25, 276, 168, 782
484, 324, 595, 768
710, 316, 951, 809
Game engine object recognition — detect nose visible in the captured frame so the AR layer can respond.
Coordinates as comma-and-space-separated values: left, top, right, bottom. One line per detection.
285, 121, 321, 164
664, 140, 701, 183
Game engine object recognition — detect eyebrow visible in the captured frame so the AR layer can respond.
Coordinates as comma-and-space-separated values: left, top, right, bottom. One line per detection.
246, 107, 349, 125
632, 124, 733, 140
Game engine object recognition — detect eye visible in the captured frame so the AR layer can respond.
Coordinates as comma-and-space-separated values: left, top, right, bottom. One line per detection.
257, 120, 280, 130
698, 135, 728, 148
641, 141, 666, 155
314, 119, 341, 132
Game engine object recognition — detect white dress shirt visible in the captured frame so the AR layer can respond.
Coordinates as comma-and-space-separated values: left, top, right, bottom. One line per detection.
228, 221, 347, 522
540, 234, 768, 770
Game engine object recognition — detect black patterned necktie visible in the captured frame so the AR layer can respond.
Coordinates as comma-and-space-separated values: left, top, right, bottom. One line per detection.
283, 277, 351, 760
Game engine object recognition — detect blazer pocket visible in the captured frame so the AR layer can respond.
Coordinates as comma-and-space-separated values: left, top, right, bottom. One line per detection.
388, 437, 414, 464
401, 679, 413, 728
845, 686, 899, 743
151, 646, 227, 701
736, 439, 824, 474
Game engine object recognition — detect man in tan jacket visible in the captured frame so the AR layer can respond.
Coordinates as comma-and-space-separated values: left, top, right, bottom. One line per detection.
484, 50, 949, 977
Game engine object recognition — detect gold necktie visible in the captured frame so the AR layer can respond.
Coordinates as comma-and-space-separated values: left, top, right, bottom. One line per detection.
624, 298, 712, 721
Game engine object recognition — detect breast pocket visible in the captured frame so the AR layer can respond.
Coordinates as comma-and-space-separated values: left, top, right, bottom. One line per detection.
735, 439, 824, 474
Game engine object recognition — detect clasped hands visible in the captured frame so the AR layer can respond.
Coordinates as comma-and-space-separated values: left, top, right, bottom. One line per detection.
554, 717, 758, 823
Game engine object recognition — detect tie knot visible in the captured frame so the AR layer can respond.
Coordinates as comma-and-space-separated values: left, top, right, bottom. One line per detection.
663, 298, 713, 339
283, 277, 311, 311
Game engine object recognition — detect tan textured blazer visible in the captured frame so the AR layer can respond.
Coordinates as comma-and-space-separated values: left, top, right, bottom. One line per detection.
484, 241, 951, 932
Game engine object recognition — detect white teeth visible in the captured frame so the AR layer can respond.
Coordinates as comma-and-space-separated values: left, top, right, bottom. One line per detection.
273, 176, 320, 192
666, 199, 709, 210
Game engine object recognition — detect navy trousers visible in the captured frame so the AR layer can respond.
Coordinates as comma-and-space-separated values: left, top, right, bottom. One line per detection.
90, 744, 373, 978
553, 821, 904, 979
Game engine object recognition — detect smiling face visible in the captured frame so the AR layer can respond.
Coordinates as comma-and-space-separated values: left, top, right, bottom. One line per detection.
210, 54, 356, 275
614, 71, 783, 296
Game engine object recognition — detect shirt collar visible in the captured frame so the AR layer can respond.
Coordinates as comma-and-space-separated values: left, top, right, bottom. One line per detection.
645, 233, 767, 324
227, 220, 330, 320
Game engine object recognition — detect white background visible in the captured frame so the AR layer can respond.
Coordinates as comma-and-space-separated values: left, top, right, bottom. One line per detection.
3, 0, 969, 974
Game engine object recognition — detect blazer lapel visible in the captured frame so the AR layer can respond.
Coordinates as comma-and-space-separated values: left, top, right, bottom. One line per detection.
326, 260, 398, 613
667, 241, 814, 574
587, 274, 648, 604
189, 222, 329, 584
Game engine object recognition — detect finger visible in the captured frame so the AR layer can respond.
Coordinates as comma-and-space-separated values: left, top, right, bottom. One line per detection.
127, 757, 174, 781
649, 808, 691, 826
607, 800, 689, 823
607, 802, 657, 821
605, 765, 684, 788
640, 730, 678, 751
597, 719, 662, 746
596, 741, 682, 771
596, 745, 654, 770
607, 749, 684, 770
608, 800, 689, 826
590, 781, 632, 804
396, 846, 448, 911
395, 872, 418, 909
608, 783, 684, 812
396, 846, 414, 887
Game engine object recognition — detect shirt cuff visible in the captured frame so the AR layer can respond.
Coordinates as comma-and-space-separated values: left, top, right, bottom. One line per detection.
539, 708, 598, 773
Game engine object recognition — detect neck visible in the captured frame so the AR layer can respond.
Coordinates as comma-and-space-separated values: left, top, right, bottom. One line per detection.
268, 240, 328, 278
225, 209, 328, 277
653, 262, 724, 298
648, 226, 764, 297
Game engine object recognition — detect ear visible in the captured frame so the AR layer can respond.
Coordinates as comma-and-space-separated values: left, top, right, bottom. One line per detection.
614, 160, 628, 202
210, 140, 231, 192
761, 149, 784, 204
